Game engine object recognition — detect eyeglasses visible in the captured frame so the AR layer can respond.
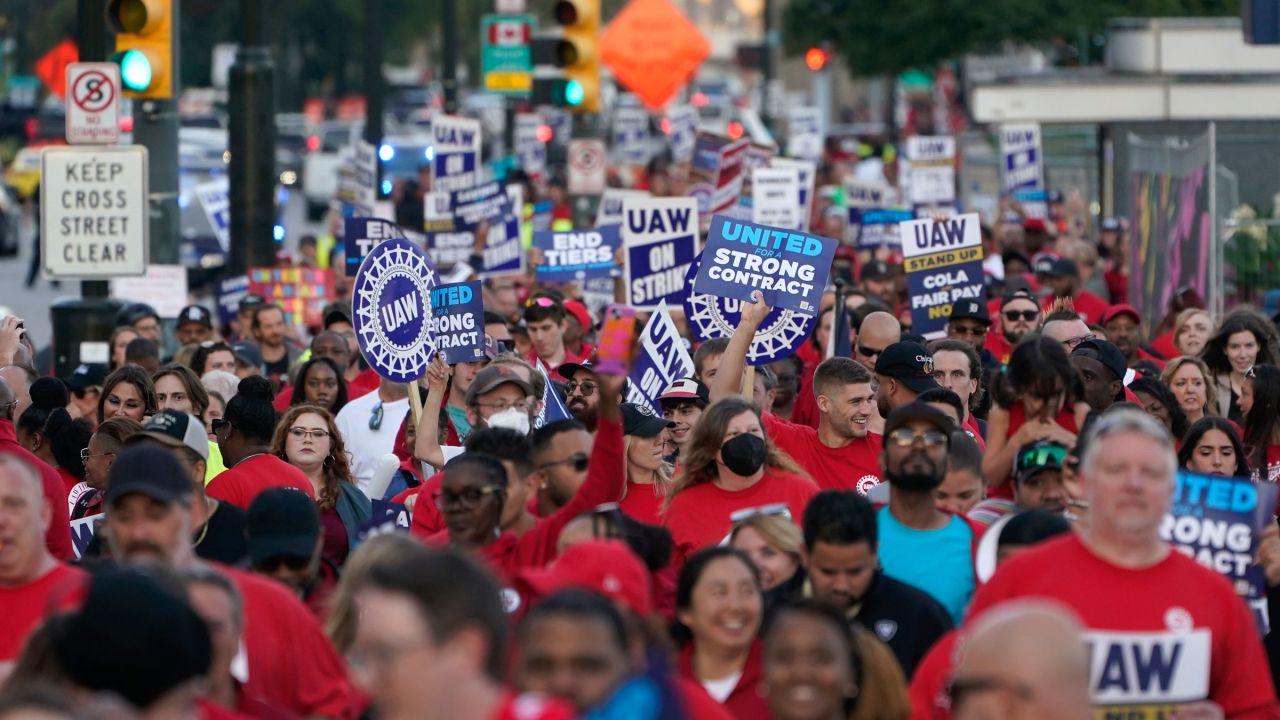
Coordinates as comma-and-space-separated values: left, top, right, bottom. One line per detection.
369, 401, 384, 431
564, 381, 598, 397
539, 454, 589, 473
433, 485, 502, 510
211, 418, 231, 435
473, 399, 531, 413
347, 641, 431, 677
886, 428, 949, 448
949, 324, 988, 338
856, 344, 884, 359
729, 503, 792, 523
946, 676, 1035, 709
80, 448, 115, 461
1063, 333, 1096, 349
1003, 309, 1039, 322
289, 427, 331, 441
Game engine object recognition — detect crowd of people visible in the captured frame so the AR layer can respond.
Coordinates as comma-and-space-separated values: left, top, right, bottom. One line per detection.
3, 160, 1280, 720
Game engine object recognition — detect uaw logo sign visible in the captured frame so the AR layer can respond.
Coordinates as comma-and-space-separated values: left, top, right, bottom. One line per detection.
353, 238, 439, 383
682, 252, 816, 366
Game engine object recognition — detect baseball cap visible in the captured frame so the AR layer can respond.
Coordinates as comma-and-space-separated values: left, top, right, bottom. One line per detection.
105, 445, 194, 507
230, 340, 264, 368
247, 488, 321, 565
465, 365, 534, 406
1100, 216, 1121, 232
883, 402, 955, 438
974, 509, 1072, 582
949, 299, 990, 325
518, 540, 653, 616
562, 299, 593, 332
658, 378, 710, 407
1000, 288, 1037, 308
557, 360, 595, 380
176, 305, 213, 329
128, 410, 210, 461
64, 363, 107, 392
1022, 218, 1049, 234
1014, 439, 1067, 483
238, 294, 266, 313
622, 403, 675, 438
322, 303, 352, 329
1102, 304, 1141, 326
874, 342, 939, 394
1047, 258, 1078, 278
1071, 339, 1127, 384
116, 302, 159, 328
860, 260, 893, 282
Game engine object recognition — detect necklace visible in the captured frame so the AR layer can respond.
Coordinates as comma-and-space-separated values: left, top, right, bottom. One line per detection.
193, 498, 215, 547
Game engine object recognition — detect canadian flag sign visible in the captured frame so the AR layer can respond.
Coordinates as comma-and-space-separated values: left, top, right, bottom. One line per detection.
488, 21, 530, 45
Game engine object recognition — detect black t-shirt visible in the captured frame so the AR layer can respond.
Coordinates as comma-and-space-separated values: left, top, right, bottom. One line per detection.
195, 499, 249, 566
857, 571, 954, 680
264, 354, 291, 385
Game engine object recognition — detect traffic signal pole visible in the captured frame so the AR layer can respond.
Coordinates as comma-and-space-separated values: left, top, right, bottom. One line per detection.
443, 0, 459, 114
228, 0, 277, 273
363, 0, 384, 197
76, 0, 111, 299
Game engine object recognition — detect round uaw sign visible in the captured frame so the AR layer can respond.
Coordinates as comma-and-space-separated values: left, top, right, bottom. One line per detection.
353, 237, 439, 383
682, 252, 816, 366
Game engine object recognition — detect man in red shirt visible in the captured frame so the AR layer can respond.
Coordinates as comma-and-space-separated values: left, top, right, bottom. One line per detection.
1036, 257, 1109, 325
711, 293, 885, 495
1103, 304, 1167, 369
0, 376, 73, 560
983, 289, 1041, 369
207, 376, 314, 508
968, 408, 1279, 717
524, 296, 585, 380
0, 455, 86, 669
101, 445, 360, 719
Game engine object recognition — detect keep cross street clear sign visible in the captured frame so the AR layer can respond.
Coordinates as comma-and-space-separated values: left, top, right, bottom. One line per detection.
41, 145, 148, 278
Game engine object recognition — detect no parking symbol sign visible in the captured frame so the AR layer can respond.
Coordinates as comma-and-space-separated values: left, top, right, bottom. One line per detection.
66, 63, 120, 145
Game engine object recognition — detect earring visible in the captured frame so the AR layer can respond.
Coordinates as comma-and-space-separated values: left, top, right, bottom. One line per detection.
323, 455, 334, 468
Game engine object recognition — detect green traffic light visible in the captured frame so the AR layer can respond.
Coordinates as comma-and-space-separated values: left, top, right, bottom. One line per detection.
564, 80, 585, 106
115, 49, 153, 91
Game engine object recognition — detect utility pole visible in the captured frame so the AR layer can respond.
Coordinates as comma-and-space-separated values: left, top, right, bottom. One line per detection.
760, 0, 774, 131
77, 0, 111, 299
442, 0, 459, 114
364, 0, 384, 197
228, 0, 277, 274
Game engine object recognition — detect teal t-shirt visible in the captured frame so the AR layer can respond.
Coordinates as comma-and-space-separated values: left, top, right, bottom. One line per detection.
876, 505, 975, 622
445, 404, 472, 443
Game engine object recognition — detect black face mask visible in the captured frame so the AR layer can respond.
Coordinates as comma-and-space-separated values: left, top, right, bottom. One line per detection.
720, 433, 767, 476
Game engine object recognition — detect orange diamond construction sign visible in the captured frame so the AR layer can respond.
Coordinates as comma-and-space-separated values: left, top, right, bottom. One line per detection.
600, 0, 710, 111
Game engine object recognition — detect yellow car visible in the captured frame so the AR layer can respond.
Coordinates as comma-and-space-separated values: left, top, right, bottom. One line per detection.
5, 148, 42, 200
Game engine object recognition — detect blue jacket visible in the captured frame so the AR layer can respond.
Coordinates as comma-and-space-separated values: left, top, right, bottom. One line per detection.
335, 480, 373, 551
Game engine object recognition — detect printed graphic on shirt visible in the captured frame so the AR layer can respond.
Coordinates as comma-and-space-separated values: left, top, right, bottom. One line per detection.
1085, 628, 1210, 712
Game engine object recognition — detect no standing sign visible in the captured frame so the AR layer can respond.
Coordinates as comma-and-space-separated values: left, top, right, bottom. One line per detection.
66, 63, 121, 145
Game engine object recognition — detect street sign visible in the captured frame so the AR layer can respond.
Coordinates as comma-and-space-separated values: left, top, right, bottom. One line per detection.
600, 0, 710, 111
495, 0, 526, 12
481, 14, 534, 97
41, 145, 148, 279
567, 139, 606, 195
66, 63, 121, 145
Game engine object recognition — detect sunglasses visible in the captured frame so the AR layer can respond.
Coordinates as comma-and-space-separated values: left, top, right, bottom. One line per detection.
1018, 444, 1068, 469
949, 324, 988, 337
564, 381, 598, 397
1245, 366, 1257, 379
525, 296, 557, 309
1003, 309, 1038, 322
729, 503, 792, 524
539, 454, 590, 473
856, 344, 884, 359
369, 401, 384, 431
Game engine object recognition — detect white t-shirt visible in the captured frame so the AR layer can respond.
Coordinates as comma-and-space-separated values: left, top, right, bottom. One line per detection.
701, 671, 742, 704
334, 391, 410, 494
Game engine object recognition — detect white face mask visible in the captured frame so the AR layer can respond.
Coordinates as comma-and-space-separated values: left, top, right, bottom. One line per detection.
487, 406, 531, 435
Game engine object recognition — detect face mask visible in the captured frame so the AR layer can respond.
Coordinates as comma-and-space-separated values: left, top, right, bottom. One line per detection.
487, 407, 531, 435
720, 433, 767, 477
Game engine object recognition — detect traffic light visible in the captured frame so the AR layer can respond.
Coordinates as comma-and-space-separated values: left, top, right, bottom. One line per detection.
531, 0, 599, 112
108, 0, 175, 99
805, 47, 829, 72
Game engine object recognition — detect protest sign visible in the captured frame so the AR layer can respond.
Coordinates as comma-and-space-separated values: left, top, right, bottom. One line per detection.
622, 197, 699, 310
531, 200, 554, 233
71, 513, 101, 559
666, 105, 698, 163
344, 217, 405, 277
696, 216, 833, 316
427, 280, 485, 364
596, 189, 649, 228
452, 181, 509, 229
423, 230, 474, 270
999, 122, 1043, 193
904, 135, 956, 210
731, 144, 778, 221
335, 140, 377, 216
357, 499, 411, 541
901, 213, 984, 339
1012, 188, 1049, 220
770, 157, 815, 231
534, 359, 573, 430
216, 274, 250, 327
1160, 472, 1279, 633
785, 106, 822, 160
683, 253, 817, 365
687, 132, 749, 231
533, 226, 620, 283
845, 178, 893, 245
749, 167, 801, 229
194, 177, 230, 251
250, 267, 336, 328
623, 300, 695, 412
476, 184, 524, 278
857, 208, 914, 249
431, 115, 482, 192
110, 264, 188, 318
612, 106, 650, 166
514, 113, 546, 177
352, 238, 440, 383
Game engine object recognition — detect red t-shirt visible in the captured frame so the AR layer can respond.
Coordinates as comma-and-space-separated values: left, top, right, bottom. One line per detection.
763, 412, 884, 495
968, 535, 1279, 717
0, 420, 74, 561
962, 415, 986, 450
526, 348, 588, 381
662, 469, 818, 567
677, 640, 768, 720
906, 629, 959, 720
788, 355, 823, 429
0, 563, 87, 661
346, 368, 380, 401
56, 466, 79, 496
983, 331, 1014, 368
619, 477, 666, 526
206, 455, 316, 509
1260, 445, 1280, 486
224, 567, 361, 719
991, 403, 1078, 500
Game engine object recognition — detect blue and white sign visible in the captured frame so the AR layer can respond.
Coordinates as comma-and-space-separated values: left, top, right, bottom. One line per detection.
428, 280, 485, 364
901, 213, 984, 339
534, 359, 573, 430
622, 197, 699, 310
432, 115, 482, 192
845, 177, 893, 245
194, 177, 230, 252
856, 208, 914, 249
904, 135, 956, 209
357, 499, 411, 541
216, 274, 250, 327
345, 217, 406, 277
612, 106, 650, 166
353, 238, 440, 383
770, 157, 815, 232
477, 184, 524, 278
683, 253, 817, 366
452, 181, 509, 230
1012, 188, 1049, 221
533, 226, 620, 283
595, 189, 649, 228
695, 215, 834, 316
424, 230, 474, 270
666, 105, 698, 163
514, 113, 546, 177
785, 106, 822, 161
999, 122, 1043, 193
624, 300, 695, 412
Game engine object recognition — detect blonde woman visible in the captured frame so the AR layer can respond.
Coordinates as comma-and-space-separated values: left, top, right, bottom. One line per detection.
619, 403, 675, 525
1172, 308, 1214, 358
729, 512, 803, 593
1161, 356, 1217, 425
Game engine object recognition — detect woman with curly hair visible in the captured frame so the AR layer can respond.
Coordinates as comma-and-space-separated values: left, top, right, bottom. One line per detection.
1200, 308, 1280, 423
272, 404, 371, 567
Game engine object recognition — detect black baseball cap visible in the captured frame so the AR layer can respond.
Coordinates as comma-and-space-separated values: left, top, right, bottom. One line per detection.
116, 302, 159, 328
860, 260, 893, 282
1100, 216, 1121, 232
64, 363, 107, 391
557, 360, 595, 380
883, 402, 955, 438
230, 340, 264, 368
176, 305, 213, 329
1000, 288, 1037, 308
874, 341, 939, 394
105, 445, 194, 507
1071, 338, 1127, 384
238, 294, 266, 312
1038, 257, 1078, 278
1014, 439, 1067, 482
246, 487, 320, 565
949, 299, 990, 325
621, 403, 675, 438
